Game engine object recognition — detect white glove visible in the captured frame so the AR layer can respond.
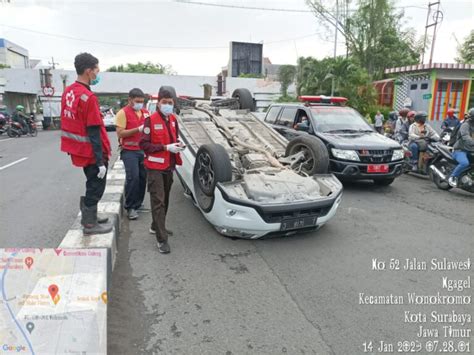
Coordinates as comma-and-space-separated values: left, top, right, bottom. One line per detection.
97, 165, 107, 179
138, 125, 144, 133
166, 143, 181, 153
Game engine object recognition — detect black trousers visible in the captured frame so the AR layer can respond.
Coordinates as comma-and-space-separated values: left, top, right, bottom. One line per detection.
83, 162, 108, 207
148, 170, 173, 243
121, 149, 147, 210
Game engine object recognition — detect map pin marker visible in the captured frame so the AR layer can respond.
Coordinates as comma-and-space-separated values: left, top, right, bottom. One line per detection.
26, 322, 35, 334
24, 257, 34, 269
48, 284, 59, 303
101, 292, 107, 304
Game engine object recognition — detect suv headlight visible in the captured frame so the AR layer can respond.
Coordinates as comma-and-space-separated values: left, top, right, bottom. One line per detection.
391, 149, 404, 161
331, 148, 360, 161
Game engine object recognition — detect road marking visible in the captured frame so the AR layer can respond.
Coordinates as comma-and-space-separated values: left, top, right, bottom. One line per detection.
0, 138, 13, 143
0, 157, 28, 171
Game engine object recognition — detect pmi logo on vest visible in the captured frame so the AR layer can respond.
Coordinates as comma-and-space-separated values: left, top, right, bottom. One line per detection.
2, 344, 27, 352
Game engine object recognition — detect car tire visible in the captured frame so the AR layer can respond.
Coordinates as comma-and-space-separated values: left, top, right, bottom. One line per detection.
159, 86, 180, 114
373, 178, 395, 186
285, 135, 329, 175
232, 88, 255, 111
193, 144, 232, 212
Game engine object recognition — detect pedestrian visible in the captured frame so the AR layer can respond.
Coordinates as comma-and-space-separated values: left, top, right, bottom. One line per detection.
139, 89, 185, 254
115, 88, 149, 220
60, 52, 112, 235
374, 110, 384, 134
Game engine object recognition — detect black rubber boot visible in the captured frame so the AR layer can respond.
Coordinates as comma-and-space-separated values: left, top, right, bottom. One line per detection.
80, 196, 108, 224
82, 204, 113, 235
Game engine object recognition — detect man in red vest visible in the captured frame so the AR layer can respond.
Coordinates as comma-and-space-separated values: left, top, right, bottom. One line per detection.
139, 89, 185, 254
115, 88, 149, 220
60, 53, 112, 235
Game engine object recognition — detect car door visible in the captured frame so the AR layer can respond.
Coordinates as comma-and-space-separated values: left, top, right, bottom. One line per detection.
264, 106, 282, 128
274, 106, 299, 140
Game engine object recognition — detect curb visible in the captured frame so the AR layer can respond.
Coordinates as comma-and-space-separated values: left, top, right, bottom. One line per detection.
59, 159, 125, 277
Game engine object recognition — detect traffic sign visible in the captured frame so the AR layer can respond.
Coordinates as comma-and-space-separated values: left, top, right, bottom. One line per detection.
42, 86, 55, 97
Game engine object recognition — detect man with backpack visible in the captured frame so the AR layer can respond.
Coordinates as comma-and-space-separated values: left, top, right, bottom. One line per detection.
448, 108, 474, 187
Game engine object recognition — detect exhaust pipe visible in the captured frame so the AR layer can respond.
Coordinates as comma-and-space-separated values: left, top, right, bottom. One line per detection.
430, 165, 447, 180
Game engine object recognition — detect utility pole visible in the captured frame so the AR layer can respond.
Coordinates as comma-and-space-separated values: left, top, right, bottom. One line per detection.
48, 57, 59, 69
421, 1, 443, 65
331, 0, 339, 96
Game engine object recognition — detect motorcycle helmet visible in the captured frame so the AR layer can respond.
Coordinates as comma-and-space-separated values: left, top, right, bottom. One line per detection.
407, 111, 416, 119
414, 111, 428, 124
399, 108, 410, 117
447, 108, 455, 117
467, 108, 474, 119
16, 105, 25, 112
388, 111, 398, 121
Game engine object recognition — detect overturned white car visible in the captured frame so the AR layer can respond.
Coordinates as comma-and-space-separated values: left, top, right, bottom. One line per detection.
173, 89, 343, 239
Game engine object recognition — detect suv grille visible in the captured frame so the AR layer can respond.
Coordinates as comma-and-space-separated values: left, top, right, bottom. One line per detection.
358, 149, 393, 163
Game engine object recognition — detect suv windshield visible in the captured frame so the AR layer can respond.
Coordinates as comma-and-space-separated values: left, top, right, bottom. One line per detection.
310, 107, 373, 133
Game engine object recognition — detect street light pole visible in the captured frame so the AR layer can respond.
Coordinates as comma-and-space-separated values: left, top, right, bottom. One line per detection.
331, 0, 339, 96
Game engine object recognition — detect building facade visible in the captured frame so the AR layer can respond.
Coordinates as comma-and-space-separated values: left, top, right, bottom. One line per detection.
377, 63, 474, 125
0, 38, 30, 69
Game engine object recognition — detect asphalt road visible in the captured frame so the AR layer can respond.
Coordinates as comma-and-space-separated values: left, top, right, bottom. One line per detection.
108, 174, 473, 354
0, 130, 119, 248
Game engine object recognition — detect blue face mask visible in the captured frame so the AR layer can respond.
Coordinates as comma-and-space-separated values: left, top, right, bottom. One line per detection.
133, 103, 144, 111
160, 104, 174, 116
90, 73, 101, 86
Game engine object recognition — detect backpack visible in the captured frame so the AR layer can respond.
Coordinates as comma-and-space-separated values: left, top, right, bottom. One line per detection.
448, 124, 461, 146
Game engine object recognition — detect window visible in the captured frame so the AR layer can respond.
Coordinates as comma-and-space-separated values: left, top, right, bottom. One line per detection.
265, 106, 281, 124
410, 84, 418, 90
277, 107, 297, 127
421, 83, 428, 90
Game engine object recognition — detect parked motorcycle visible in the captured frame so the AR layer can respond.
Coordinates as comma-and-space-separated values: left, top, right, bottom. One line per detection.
0, 113, 7, 135
402, 138, 440, 176
430, 145, 474, 193
7, 115, 38, 137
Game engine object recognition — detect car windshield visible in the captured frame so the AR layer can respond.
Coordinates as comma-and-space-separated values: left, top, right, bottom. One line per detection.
310, 107, 373, 133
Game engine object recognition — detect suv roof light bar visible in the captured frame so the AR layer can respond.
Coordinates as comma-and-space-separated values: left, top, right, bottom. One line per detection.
298, 95, 348, 105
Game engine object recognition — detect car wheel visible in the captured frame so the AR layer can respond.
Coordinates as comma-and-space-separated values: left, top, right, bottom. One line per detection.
232, 88, 255, 111
373, 178, 395, 186
285, 135, 329, 175
159, 85, 180, 114
193, 144, 232, 212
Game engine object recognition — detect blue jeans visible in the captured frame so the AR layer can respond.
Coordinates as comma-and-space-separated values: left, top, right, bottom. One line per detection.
121, 149, 147, 210
451, 151, 470, 178
409, 142, 419, 162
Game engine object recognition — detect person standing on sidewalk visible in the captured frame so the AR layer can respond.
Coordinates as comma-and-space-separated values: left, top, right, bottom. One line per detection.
115, 88, 149, 220
139, 89, 185, 254
60, 52, 112, 235
374, 110, 384, 134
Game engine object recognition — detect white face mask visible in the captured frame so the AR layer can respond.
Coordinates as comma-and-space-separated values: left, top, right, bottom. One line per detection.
133, 103, 144, 111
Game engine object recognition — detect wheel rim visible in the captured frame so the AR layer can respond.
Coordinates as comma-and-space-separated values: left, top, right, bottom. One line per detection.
197, 152, 214, 192
292, 144, 315, 172
432, 163, 451, 189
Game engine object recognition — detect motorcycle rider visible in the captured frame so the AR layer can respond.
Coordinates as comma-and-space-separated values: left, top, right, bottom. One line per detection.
12, 105, 30, 134
448, 108, 474, 187
441, 108, 461, 130
397, 110, 416, 143
394, 108, 410, 142
408, 111, 439, 171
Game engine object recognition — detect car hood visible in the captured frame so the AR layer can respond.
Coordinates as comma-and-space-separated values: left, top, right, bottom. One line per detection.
317, 131, 401, 150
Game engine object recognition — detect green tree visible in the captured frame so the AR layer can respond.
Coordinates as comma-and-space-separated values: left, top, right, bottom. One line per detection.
456, 30, 474, 64
306, 0, 421, 79
0, 64, 10, 69
107, 61, 175, 75
278, 65, 296, 97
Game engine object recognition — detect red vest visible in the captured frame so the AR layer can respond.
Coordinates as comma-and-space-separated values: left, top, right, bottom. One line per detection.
144, 113, 183, 171
60, 82, 111, 166
122, 106, 149, 151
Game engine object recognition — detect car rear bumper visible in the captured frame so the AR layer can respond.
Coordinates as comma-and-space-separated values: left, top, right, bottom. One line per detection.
330, 159, 404, 180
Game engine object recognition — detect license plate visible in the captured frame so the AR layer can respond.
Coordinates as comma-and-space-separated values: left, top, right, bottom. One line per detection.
367, 164, 389, 173
280, 215, 318, 231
